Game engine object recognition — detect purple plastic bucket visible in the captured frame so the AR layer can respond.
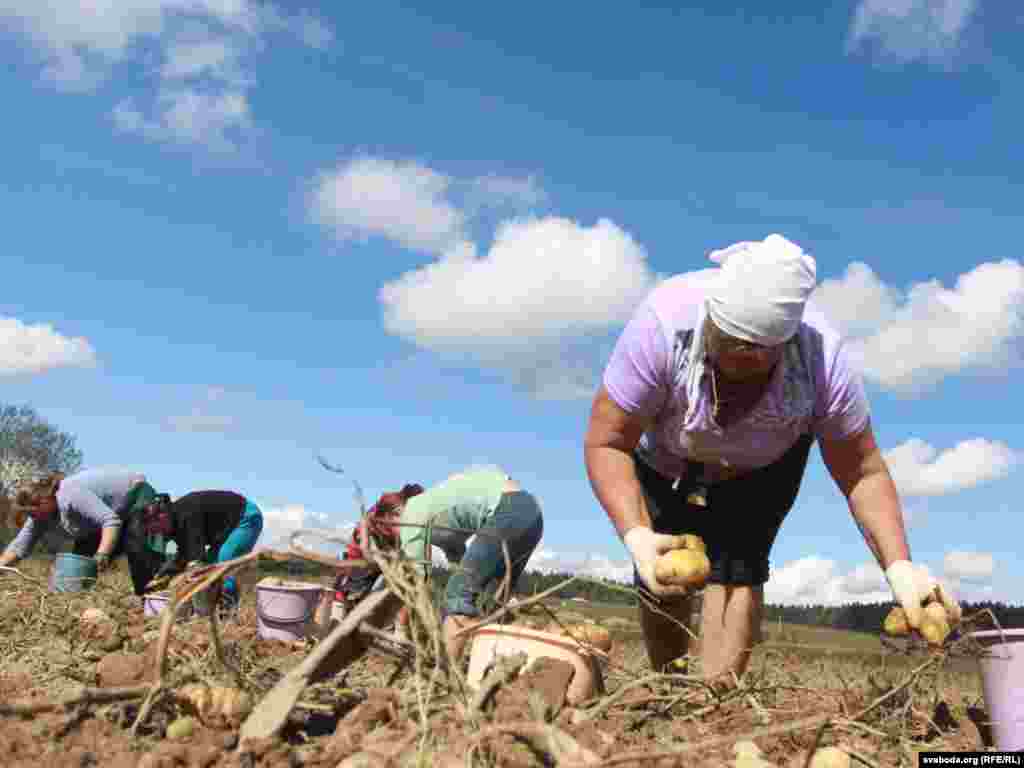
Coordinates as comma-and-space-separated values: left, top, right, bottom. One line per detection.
255, 580, 323, 642
142, 592, 193, 620
970, 629, 1024, 751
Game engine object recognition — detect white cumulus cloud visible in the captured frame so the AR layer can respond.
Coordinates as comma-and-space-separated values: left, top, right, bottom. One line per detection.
943, 550, 995, 584
114, 88, 252, 150
765, 558, 901, 606
525, 546, 636, 583
258, 502, 310, 549
311, 156, 650, 399
884, 437, 1019, 496
312, 157, 466, 255
311, 157, 550, 255
812, 259, 1024, 392
0, 317, 98, 376
380, 216, 654, 347
0, 0, 330, 148
846, 0, 979, 64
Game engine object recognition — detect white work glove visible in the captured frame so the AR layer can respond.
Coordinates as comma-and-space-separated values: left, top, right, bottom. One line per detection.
885, 560, 962, 629
624, 526, 691, 599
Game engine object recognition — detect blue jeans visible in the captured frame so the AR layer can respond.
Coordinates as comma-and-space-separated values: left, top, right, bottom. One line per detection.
445, 491, 543, 618
216, 501, 263, 599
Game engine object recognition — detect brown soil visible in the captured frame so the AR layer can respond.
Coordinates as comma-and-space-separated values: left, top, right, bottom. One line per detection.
0, 559, 994, 768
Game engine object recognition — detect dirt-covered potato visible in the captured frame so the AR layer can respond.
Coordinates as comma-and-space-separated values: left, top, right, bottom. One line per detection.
883, 606, 910, 636
678, 534, 706, 554
564, 623, 612, 652
654, 548, 711, 588
883, 600, 952, 646
920, 601, 951, 646
176, 684, 252, 720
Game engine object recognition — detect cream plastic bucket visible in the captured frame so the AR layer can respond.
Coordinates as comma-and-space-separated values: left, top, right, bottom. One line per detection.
467, 624, 606, 706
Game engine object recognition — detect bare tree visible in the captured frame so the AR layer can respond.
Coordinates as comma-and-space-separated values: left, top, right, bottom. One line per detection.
0, 404, 83, 478
0, 403, 84, 538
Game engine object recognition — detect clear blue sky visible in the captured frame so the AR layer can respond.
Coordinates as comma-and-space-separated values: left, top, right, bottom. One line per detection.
1, 0, 1020, 605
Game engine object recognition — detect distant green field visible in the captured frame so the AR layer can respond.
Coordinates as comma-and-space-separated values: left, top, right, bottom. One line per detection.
534, 598, 982, 674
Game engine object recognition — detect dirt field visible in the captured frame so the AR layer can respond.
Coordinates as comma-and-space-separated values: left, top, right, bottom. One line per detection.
0, 556, 998, 767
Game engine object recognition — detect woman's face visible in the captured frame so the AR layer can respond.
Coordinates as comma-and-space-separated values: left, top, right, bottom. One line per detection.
375, 504, 403, 541
25, 494, 58, 524
705, 320, 783, 382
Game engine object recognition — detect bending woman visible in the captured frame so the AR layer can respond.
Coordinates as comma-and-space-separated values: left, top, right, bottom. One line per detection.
584, 233, 960, 683
0, 467, 156, 573
142, 490, 263, 607
369, 466, 544, 660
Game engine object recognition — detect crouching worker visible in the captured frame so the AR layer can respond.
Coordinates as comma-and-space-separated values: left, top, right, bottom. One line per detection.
138, 490, 263, 610
0, 467, 157, 574
328, 485, 423, 633
370, 466, 544, 661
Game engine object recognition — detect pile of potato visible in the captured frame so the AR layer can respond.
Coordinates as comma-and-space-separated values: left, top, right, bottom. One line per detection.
654, 533, 711, 589
883, 589, 954, 647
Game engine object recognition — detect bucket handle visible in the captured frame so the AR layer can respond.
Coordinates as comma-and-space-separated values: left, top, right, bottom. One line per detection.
256, 591, 320, 625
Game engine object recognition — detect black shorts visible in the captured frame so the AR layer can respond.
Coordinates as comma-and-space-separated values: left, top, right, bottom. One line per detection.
633, 433, 814, 587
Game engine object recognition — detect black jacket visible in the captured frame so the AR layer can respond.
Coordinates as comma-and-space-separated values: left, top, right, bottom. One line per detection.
159, 490, 247, 575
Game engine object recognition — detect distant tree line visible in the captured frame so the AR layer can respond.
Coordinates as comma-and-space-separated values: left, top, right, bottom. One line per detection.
761, 600, 1024, 633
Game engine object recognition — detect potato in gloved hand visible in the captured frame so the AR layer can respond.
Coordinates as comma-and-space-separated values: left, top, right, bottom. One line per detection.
654, 535, 710, 589
883, 591, 953, 646
920, 601, 952, 646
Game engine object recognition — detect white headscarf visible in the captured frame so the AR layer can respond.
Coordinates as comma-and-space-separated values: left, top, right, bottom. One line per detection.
684, 234, 817, 424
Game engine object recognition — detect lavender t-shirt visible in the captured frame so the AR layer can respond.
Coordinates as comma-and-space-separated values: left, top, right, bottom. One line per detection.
603, 269, 870, 481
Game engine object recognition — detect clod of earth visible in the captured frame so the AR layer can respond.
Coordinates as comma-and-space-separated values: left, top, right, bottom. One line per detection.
80, 608, 111, 626
96, 652, 152, 687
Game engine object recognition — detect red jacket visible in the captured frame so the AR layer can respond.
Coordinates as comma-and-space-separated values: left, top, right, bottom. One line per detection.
333, 520, 382, 601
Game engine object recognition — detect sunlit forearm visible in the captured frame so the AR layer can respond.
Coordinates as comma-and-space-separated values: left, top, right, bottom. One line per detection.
846, 469, 910, 570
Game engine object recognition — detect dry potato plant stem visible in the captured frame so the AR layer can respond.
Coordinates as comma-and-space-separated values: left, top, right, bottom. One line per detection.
0, 685, 151, 716
129, 546, 374, 736
239, 587, 403, 744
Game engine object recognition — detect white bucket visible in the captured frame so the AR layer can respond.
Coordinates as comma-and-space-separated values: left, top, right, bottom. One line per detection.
255, 578, 324, 642
467, 624, 606, 706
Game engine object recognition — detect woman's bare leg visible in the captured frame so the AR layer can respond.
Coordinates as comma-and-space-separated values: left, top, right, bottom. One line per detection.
638, 593, 695, 671
699, 584, 763, 685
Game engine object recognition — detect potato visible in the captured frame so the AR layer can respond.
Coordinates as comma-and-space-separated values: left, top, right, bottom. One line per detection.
565, 623, 612, 652
920, 601, 951, 646
883, 600, 952, 646
678, 534, 707, 554
883, 606, 910, 636
177, 684, 252, 720
808, 746, 851, 768
165, 716, 195, 740
654, 548, 711, 588
546, 623, 613, 652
